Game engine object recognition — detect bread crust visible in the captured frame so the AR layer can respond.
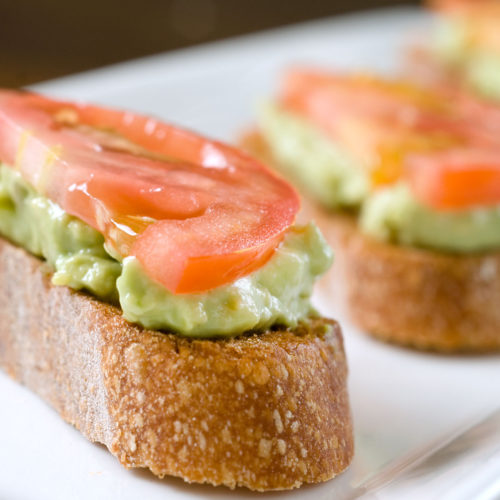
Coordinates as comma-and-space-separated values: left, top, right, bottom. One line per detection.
0, 237, 353, 491
242, 130, 500, 353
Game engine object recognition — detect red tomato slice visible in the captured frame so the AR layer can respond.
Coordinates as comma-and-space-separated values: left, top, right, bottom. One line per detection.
280, 69, 470, 183
0, 90, 299, 293
281, 69, 455, 134
431, 0, 500, 19
406, 149, 500, 209
281, 69, 500, 145
280, 68, 500, 193
431, 0, 496, 13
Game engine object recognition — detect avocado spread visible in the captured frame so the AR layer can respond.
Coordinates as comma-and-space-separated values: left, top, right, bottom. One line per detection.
0, 163, 332, 337
434, 20, 500, 101
257, 103, 368, 209
361, 183, 500, 253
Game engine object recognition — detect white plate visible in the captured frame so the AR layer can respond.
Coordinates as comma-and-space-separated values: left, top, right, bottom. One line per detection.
1, 6, 499, 500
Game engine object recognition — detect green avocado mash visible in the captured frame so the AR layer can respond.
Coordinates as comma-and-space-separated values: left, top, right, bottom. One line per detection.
434, 19, 500, 101
257, 103, 368, 209
0, 163, 332, 337
361, 183, 500, 253
0, 165, 121, 301
465, 51, 500, 101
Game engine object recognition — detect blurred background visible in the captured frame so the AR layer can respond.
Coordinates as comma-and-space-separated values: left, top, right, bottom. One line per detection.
1, 0, 421, 88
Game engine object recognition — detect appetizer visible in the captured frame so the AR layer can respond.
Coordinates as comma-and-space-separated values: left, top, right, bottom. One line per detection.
426, 0, 500, 100
245, 68, 500, 352
0, 90, 353, 490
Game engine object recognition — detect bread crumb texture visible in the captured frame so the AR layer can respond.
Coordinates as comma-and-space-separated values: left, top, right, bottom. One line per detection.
0, 238, 353, 490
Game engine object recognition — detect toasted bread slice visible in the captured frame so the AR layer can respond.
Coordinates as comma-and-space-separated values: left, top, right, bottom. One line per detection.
242, 130, 500, 353
0, 237, 353, 491
325, 214, 500, 352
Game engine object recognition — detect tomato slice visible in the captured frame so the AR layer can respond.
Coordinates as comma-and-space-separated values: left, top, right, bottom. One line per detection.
431, 0, 499, 14
280, 68, 500, 200
281, 69, 455, 133
280, 69, 473, 184
0, 90, 299, 293
406, 149, 500, 210
281, 69, 500, 145
431, 0, 500, 19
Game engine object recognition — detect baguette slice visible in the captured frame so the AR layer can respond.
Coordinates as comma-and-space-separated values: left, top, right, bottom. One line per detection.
242, 130, 500, 353
0, 237, 353, 491
324, 214, 500, 353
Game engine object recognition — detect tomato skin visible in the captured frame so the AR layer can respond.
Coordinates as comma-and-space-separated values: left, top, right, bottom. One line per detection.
0, 90, 299, 293
406, 150, 500, 210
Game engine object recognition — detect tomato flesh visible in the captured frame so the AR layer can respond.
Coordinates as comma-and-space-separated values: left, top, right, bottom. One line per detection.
0, 90, 299, 293
280, 69, 500, 209
407, 150, 500, 210
280, 70, 470, 184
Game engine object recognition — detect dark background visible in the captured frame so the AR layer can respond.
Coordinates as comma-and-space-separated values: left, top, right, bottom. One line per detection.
1, 0, 420, 88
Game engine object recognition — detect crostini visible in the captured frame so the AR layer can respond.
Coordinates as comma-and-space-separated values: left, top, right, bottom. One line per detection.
245, 69, 500, 352
0, 90, 353, 490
